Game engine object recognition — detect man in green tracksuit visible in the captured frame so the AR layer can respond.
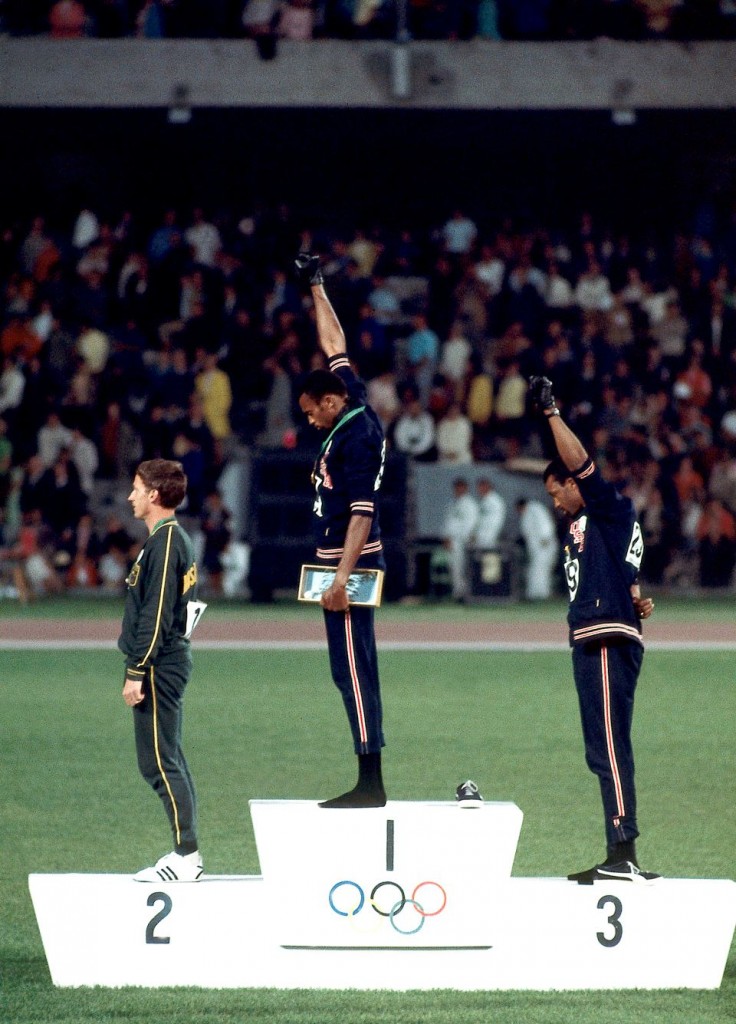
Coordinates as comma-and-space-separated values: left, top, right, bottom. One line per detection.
119, 458, 205, 882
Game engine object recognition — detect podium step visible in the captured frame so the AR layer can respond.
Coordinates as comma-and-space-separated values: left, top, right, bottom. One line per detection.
28, 872, 736, 990
27, 798, 736, 991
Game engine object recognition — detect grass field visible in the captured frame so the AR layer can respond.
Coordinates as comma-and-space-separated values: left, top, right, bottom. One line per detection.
2, 591, 736, 623
2, 613, 735, 1023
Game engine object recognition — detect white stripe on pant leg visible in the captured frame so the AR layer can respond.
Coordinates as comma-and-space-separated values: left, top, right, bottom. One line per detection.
344, 610, 368, 746
600, 645, 626, 820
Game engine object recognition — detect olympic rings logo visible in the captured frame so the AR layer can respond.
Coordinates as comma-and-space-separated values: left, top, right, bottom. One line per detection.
328, 879, 447, 935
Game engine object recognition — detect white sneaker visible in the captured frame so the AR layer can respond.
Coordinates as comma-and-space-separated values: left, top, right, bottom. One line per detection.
133, 850, 203, 883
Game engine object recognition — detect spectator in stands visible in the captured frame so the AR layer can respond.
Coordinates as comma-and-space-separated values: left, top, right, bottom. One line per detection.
279, 0, 314, 39
352, 302, 391, 381
574, 259, 613, 314
44, 314, 77, 396
76, 321, 111, 377
200, 489, 232, 594
69, 425, 99, 497
366, 368, 401, 432
1, 313, 42, 362
441, 207, 478, 262
544, 259, 575, 322
651, 297, 689, 372
707, 445, 736, 515
697, 497, 736, 587
96, 512, 139, 592
439, 320, 473, 400
465, 352, 494, 457
42, 447, 90, 561
436, 400, 473, 465
405, 310, 440, 407
675, 339, 714, 412
366, 271, 401, 329
0, 508, 63, 601
391, 390, 436, 461
37, 409, 73, 468
493, 356, 528, 459
0, 417, 13, 510
48, 0, 88, 37
195, 351, 233, 454
427, 253, 460, 341
185, 207, 222, 268
172, 429, 207, 515
20, 216, 53, 278
473, 241, 506, 302
0, 356, 25, 431
704, 291, 736, 365
0, 0, 729, 37
66, 549, 99, 589
98, 399, 142, 480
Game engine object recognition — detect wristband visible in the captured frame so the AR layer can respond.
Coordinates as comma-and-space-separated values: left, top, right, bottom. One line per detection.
545, 408, 560, 418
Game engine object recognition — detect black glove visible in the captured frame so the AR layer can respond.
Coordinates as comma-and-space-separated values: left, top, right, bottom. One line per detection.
528, 375, 558, 416
294, 252, 323, 288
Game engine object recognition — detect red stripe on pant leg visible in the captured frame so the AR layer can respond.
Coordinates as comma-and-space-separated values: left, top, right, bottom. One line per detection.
601, 645, 626, 819
344, 610, 368, 746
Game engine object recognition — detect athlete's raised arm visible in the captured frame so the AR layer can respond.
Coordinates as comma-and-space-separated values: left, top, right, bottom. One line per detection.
294, 252, 346, 359
529, 375, 588, 472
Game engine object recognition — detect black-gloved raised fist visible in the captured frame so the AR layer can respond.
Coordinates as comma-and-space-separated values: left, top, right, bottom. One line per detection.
528, 375, 558, 415
294, 252, 324, 288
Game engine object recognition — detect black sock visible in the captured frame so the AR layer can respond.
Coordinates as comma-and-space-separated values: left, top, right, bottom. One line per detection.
357, 751, 383, 791
318, 752, 386, 808
606, 840, 637, 866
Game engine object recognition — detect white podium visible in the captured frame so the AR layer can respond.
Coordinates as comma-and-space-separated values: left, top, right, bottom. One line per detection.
28, 799, 736, 991
249, 799, 523, 948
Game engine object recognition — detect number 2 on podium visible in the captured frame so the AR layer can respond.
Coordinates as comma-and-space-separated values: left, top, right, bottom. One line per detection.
145, 892, 172, 944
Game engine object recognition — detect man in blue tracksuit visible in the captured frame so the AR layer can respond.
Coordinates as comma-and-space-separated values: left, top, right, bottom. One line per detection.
296, 252, 387, 809
530, 375, 660, 884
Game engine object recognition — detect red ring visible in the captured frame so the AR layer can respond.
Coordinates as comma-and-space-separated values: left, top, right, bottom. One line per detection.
411, 880, 447, 917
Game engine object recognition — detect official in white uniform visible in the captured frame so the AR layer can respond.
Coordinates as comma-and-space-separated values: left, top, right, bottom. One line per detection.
442, 478, 479, 602
517, 497, 558, 600
474, 477, 507, 549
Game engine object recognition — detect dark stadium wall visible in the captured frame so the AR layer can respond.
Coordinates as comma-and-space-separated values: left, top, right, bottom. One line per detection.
2, 108, 734, 237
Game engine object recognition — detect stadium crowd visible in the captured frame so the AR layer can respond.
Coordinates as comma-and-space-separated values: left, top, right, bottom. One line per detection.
2, 0, 736, 42
1, 190, 736, 599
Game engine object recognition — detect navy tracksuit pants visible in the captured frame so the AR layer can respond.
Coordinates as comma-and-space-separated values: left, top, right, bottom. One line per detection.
572, 640, 643, 849
323, 605, 385, 755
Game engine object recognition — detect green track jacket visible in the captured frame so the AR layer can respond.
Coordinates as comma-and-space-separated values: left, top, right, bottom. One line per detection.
118, 517, 198, 677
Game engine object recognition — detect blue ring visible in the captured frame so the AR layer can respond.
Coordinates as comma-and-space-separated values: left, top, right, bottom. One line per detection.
328, 880, 364, 917
389, 898, 425, 935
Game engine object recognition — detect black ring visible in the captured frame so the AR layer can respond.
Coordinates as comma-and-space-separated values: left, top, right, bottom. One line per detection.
370, 880, 406, 917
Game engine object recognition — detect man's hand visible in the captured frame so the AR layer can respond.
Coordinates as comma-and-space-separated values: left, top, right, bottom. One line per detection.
631, 584, 654, 620
294, 252, 324, 289
123, 676, 145, 707
528, 375, 558, 415
321, 580, 349, 612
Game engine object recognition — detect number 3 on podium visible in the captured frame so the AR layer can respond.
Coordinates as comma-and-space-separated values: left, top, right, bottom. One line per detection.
597, 894, 623, 948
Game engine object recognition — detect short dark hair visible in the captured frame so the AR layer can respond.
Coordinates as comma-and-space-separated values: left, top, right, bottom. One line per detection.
543, 457, 571, 486
136, 459, 187, 509
300, 369, 348, 401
